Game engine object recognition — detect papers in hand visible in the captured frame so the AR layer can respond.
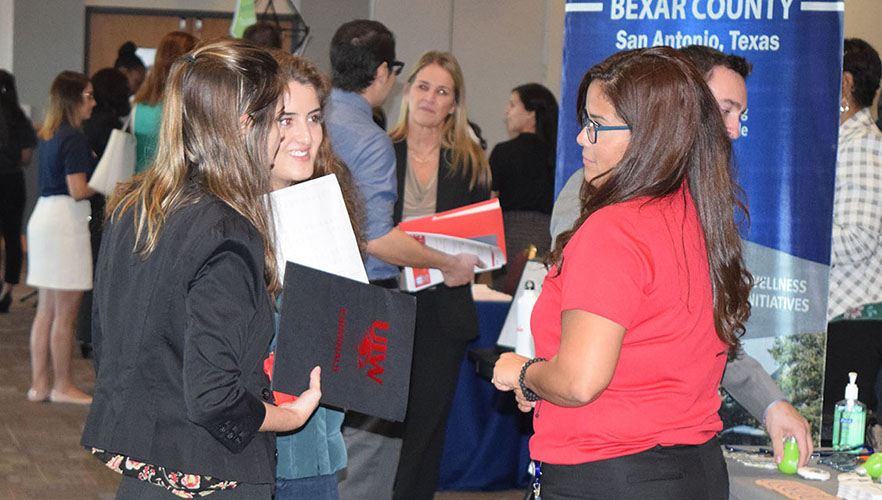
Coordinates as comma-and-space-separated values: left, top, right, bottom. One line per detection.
398, 199, 507, 292
402, 233, 505, 292
269, 174, 368, 284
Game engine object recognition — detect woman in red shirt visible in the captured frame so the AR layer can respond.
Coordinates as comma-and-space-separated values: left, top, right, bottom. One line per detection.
493, 47, 752, 499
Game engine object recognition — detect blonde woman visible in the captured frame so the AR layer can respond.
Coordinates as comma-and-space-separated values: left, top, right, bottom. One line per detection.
388, 50, 491, 500
26, 70, 96, 404
81, 40, 321, 499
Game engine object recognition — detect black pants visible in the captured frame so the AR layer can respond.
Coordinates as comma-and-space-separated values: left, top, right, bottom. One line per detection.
392, 288, 473, 500
822, 320, 882, 441
536, 436, 728, 500
75, 193, 105, 350
0, 171, 26, 285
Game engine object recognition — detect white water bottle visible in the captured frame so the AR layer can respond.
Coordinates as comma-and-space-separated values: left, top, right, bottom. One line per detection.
515, 280, 538, 358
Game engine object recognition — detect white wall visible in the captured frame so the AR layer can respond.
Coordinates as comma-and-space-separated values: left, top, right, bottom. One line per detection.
0, 0, 13, 71
844, 0, 882, 119
84, 0, 298, 13
375, 0, 564, 152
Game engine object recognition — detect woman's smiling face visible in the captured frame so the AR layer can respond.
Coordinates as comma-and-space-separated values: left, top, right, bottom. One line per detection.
271, 81, 323, 190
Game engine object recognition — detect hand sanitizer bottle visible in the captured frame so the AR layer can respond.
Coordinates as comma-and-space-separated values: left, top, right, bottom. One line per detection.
833, 372, 867, 451
515, 280, 538, 358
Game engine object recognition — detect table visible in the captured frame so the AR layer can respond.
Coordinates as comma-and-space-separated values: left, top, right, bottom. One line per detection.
437, 301, 848, 498
728, 457, 840, 499
438, 300, 531, 490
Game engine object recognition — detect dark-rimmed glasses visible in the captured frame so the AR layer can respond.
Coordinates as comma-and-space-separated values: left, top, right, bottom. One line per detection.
579, 108, 628, 144
389, 60, 405, 76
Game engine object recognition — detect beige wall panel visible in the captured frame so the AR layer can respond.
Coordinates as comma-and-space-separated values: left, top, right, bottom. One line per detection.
450, 0, 548, 151
844, 0, 882, 119
545, 0, 565, 101
85, 0, 299, 14
374, 0, 453, 127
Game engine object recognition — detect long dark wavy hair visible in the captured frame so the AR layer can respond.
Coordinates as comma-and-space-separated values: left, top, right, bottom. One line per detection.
274, 52, 365, 250
548, 47, 752, 354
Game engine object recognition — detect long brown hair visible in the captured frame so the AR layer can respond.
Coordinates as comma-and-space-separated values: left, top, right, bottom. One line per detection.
134, 31, 198, 106
38, 71, 90, 140
274, 52, 365, 248
108, 39, 284, 295
389, 50, 490, 189
549, 47, 752, 354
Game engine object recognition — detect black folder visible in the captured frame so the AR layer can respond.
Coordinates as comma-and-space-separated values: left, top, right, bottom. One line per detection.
272, 262, 417, 422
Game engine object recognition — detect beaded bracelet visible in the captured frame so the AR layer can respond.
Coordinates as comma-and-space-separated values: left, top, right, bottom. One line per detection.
519, 357, 547, 402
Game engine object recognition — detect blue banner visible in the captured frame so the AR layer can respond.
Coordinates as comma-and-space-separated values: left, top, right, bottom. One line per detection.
556, 0, 844, 437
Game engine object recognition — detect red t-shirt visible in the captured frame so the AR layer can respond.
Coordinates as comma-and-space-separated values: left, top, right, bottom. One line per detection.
530, 184, 727, 464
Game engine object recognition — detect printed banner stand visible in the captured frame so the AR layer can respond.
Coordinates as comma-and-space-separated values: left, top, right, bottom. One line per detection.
557, 0, 844, 443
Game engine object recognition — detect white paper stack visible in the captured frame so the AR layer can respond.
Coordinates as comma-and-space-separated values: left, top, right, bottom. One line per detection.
269, 174, 368, 284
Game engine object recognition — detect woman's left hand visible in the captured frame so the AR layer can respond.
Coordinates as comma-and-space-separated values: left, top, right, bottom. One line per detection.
493, 352, 529, 392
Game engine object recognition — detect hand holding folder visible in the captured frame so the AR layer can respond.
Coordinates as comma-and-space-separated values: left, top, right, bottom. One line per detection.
398, 199, 507, 292
272, 262, 417, 422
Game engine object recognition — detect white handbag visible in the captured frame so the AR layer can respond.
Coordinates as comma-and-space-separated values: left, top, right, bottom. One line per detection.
88, 110, 136, 195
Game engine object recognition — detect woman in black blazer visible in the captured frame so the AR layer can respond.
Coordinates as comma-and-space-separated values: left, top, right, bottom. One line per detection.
81, 40, 321, 500
388, 50, 491, 500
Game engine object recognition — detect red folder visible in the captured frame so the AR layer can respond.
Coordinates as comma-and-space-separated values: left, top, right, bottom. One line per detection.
398, 199, 507, 259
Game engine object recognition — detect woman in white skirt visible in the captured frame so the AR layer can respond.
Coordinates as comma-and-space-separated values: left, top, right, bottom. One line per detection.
26, 71, 96, 404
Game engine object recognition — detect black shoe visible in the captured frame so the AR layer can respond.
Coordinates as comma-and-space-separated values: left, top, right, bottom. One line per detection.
0, 290, 11, 313
80, 341, 93, 359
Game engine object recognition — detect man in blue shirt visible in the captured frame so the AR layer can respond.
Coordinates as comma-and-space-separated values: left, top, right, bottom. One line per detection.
325, 20, 479, 500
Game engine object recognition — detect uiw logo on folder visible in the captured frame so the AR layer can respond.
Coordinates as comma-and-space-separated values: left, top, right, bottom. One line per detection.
272, 262, 416, 422
357, 321, 389, 384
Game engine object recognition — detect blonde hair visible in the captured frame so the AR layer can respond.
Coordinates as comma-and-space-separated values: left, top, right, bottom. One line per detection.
108, 39, 284, 295
38, 71, 89, 140
134, 31, 198, 106
389, 50, 490, 189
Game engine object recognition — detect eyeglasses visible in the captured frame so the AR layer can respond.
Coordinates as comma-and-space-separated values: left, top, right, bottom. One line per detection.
579, 108, 628, 144
82, 91, 95, 100
389, 60, 405, 76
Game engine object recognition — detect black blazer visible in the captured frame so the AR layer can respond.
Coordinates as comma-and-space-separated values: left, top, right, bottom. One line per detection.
81, 194, 277, 484
392, 140, 490, 341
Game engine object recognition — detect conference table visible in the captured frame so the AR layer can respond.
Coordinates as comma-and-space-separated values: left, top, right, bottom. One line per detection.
438, 299, 531, 490
436, 299, 852, 499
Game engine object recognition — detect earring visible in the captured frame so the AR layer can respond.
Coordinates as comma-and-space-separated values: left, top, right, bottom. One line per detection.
840, 98, 850, 114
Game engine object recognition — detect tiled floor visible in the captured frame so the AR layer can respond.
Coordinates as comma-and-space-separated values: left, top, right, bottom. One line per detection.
0, 285, 523, 500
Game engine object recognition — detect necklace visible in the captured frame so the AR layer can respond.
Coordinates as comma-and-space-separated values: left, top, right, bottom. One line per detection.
408, 145, 440, 164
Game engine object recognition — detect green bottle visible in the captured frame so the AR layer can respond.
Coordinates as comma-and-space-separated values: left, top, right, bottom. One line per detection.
832, 372, 866, 451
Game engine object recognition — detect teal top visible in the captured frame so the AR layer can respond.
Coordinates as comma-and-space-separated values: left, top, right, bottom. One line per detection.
133, 102, 162, 173
276, 407, 346, 479
272, 300, 347, 480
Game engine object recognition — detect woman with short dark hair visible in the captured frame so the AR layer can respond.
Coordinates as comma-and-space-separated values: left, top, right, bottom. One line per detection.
822, 38, 882, 435
114, 41, 146, 96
